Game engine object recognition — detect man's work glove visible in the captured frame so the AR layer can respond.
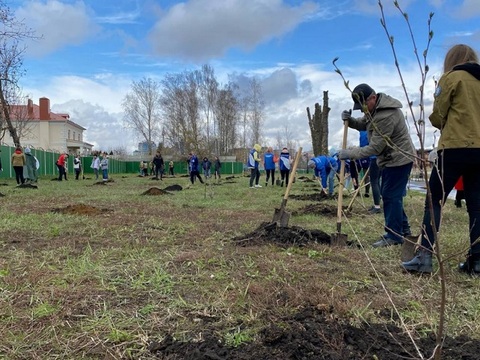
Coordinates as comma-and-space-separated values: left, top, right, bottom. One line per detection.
338, 149, 352, 160
341, 109, 352, 122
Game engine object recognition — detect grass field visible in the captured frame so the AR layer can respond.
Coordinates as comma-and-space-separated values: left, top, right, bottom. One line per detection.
0, 173, 479, 359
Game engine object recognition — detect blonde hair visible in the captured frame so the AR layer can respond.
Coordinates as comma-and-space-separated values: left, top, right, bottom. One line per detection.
444, 44, 479, 72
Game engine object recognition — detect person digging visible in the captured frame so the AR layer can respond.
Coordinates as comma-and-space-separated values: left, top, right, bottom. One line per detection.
338, 83, 416, 248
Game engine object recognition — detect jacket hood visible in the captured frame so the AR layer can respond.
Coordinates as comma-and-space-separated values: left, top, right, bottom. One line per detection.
452, 62, 480, 80
376, 93, 403, 111
254, 144, 261, 152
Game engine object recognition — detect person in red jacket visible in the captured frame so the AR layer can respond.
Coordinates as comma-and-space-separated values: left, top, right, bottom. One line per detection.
56, 152, 68, 181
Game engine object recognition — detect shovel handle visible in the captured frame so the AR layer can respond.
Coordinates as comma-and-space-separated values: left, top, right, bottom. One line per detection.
283, 147, 303, 201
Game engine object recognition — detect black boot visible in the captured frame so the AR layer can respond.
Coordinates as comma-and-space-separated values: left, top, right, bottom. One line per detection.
401, 249, 433, 273
459, 254, 480, 274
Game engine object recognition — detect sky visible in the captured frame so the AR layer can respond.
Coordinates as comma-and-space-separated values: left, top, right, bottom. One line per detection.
8, 0, 480, 154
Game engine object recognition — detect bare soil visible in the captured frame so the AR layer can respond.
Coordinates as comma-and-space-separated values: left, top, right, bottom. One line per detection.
7, 185, 480, 359
148, 305, 480, 359
51, 204, 113, 216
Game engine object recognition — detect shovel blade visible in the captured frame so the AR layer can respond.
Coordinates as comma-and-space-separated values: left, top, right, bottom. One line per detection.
273, 208, 291, 227
330, 232, 348, 246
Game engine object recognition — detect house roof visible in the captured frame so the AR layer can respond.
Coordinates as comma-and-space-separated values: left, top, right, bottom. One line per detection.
9, 103, 86, 130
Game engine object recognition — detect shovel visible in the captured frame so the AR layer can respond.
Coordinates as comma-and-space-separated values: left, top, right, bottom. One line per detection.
331, 116, 350, 246
273, 147, 303, 227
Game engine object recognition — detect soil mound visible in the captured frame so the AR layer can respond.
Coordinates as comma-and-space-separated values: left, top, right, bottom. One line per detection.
292, 203, 337, 217
297, 175, 314, 182
233, 222, 330, 247
290, 192, 329, 201
16, 183, 38, 189
51, 204, 111, 215
142, 187, 171, 195
164, 184, 183, 191
147, 305, 480, 360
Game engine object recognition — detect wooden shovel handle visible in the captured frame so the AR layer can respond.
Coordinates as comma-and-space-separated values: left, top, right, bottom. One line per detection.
283, 147, 303, 201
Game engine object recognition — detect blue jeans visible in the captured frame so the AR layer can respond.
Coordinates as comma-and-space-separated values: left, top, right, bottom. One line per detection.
381, 162, 413, 242
421, 149, 480, 255
327, 168, 336, 195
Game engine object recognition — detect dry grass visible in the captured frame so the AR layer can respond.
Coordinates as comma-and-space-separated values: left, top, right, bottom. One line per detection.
0, 173, 478, 359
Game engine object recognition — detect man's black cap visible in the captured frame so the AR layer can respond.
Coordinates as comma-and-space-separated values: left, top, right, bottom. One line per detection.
352, 83, 375, 110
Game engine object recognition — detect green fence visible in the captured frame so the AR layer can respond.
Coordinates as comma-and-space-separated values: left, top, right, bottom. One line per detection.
0, 145, 246, 179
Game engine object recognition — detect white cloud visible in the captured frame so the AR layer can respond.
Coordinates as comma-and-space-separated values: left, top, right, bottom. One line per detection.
16, 0, 99, 57
148, 0, 318, 61
258, 58, 441, 152
26, 74, 130, 113
51, 99, 136, 152
454, 0, 480, 19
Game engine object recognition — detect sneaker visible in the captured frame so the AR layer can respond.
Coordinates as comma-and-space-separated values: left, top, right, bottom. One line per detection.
372, 236, 403, 248
265, 182, 268, 187
368, 206, 382, 214
255, 184, 262, 188
249, 186, 255, 189
364, 193, 370, 198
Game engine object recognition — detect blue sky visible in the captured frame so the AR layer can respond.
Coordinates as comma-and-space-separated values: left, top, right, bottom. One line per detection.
10, 0, 480, 153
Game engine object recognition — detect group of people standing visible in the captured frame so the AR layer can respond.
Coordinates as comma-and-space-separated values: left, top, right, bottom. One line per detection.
11, 146, 39, 185
187, 152, 222, 185
338, 44, 480, 275
247, 144, 293, 189
56, 152, 109, 182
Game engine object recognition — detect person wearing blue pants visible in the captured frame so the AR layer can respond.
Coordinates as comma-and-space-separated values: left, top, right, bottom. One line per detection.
339, 83, 415, 247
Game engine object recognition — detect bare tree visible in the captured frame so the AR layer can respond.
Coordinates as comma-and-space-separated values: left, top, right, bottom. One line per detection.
306, 91, 330, 156
198, 64, 218, 152
215, 82, 239, 154
122, 77, 162, 156
275, 123, 297, 150
248, 77, 264, 146
161, 70, 205, 154
0, 1, 36, 146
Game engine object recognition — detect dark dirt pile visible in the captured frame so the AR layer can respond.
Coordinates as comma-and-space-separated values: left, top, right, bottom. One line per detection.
148, 306, 480, 360
292, 203, 338, 217
142, 187, 171, 196
51, 204, 112, 215
290, 192, 330, 201
232, 222, 331, 247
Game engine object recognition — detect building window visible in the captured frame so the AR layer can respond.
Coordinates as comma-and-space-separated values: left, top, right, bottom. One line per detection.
73, 131, 76, 140
68, 130, 70, 139
78, 133, 81, 141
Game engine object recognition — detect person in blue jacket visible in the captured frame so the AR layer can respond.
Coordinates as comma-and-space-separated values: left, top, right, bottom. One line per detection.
263, 147, 276, 187
308, 155, 337, 196
279, 147, 291, 187
247, 144, 262, 188
188, 152, 204, 185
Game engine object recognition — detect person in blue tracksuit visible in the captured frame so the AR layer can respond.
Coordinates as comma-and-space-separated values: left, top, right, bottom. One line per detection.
263, 147, 276, 187
279, 147, 291, 187
188, 152, 204, 184
308, 155, 336, 196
